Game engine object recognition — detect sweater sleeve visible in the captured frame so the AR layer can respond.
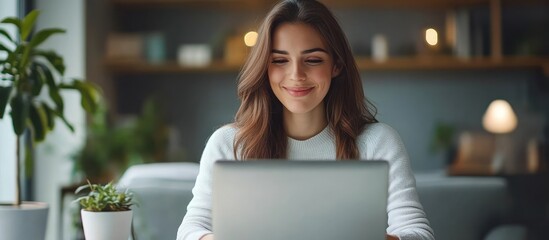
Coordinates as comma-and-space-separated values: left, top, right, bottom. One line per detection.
177, 126, 235, 240
363, 123, 435, 240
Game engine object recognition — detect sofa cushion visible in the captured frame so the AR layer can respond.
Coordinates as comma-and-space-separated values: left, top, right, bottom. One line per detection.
416, 172, 509, 240
118, 163, 199, 240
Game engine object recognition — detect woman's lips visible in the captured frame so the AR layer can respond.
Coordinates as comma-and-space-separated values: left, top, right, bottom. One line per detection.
285, 87, 314, 97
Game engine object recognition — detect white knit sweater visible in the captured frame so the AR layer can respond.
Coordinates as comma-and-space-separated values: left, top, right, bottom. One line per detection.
177, 123, 435, 240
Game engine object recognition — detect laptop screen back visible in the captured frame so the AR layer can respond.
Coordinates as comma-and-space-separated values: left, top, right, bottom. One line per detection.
212, 160, 389, 240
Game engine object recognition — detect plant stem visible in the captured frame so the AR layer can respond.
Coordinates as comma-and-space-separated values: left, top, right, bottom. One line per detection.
15, 135, 21, 205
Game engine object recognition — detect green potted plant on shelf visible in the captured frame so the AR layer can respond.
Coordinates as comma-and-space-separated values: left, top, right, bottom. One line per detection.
0, 10, 100, 240
75, 181, 135, 240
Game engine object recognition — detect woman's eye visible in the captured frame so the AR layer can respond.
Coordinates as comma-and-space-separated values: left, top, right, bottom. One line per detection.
306, 59, 323, 65
271, 59, 288, 65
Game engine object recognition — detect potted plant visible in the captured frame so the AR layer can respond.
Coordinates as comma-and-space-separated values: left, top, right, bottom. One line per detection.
430, 121, 457, 166
75, 181, 135, 240
0, 9, 99, 239
71, 96, 174, 184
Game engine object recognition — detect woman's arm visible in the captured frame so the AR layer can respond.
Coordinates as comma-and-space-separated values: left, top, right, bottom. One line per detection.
177, 126, 236, 240
362, 123, 435, 240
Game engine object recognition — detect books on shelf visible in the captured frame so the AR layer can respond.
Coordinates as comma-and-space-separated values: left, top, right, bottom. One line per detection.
446, 9, 471, 59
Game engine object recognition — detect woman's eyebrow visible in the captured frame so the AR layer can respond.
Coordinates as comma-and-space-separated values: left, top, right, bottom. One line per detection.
271, 48, 328, 54
302, 48, 327, 54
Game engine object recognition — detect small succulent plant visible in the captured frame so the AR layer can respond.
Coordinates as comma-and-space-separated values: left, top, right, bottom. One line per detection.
74, 180, 134, 212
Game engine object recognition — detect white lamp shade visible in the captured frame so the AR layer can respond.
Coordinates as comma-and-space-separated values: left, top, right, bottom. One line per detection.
482, 99, 518, 134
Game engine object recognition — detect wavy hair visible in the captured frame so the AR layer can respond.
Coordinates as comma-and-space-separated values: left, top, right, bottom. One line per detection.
234, 0, 377, 160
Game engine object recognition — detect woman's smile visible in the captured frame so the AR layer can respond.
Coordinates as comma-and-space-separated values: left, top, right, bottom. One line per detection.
284, 86, 315, 97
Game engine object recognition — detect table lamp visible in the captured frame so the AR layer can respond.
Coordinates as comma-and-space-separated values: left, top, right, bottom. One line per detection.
482, 99, 518, 173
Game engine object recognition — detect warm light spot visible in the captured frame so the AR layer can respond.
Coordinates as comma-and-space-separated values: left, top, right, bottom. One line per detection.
244, 31, 258, 47
482, 99, 518, 134
425, 28, 438, 46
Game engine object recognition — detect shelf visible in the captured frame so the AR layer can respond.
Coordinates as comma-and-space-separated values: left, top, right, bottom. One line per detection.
111, 0, 549, 9
105, 57, 549, 74
323, 0, 549, 9
321, 0, 491, 9
355, 56, 549, 72
112, 0, 486, 8
111, 0, 277, 9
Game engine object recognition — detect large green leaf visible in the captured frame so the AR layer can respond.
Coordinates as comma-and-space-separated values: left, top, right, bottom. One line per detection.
36, 62, 64, 112
10, 92, 30, 135
20, 28, 65, 71
17, 44, 31, 74
33, 50, 65, 75
0, 29, 14, 43
52, 108, 74, 132
48, 83, 64, 113
29, 103, 47, 142
30, 64, 45, 96
27, 28, 65, 49
21, 10, 39, 41
62, 80, 101, 114
42, 103, 55, 130
0, 86, 12, 118
0, 17, 22, 34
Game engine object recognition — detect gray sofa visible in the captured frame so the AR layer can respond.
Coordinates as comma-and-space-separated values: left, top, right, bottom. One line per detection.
119, 163, 526, 240
415, 172, 526, 240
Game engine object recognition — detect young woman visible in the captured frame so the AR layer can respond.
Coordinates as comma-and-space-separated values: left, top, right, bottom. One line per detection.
178, 0, 435, 240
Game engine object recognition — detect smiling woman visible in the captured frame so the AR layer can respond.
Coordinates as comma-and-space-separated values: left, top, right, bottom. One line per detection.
177, 1, 435, 240
268, 22, 339, 139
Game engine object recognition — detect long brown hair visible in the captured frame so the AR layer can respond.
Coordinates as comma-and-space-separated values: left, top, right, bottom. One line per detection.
234, 0, 377, 160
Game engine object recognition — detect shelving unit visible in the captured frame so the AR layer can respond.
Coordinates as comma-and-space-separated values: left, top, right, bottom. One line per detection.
101, 0, 549, 75
86, 0, 549, 117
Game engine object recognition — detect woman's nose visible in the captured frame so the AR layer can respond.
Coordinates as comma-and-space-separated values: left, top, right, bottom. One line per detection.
289, 62, 306, 81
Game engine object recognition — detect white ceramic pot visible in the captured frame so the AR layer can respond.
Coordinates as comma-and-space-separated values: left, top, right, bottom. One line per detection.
0, 201, 49, 240
81, 209, 133, 240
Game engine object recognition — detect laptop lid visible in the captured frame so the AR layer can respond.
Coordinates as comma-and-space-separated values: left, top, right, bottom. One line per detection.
212, 160, 389, 240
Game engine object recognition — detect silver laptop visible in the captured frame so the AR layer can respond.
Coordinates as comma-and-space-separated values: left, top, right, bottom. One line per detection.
212, 160, 389, 240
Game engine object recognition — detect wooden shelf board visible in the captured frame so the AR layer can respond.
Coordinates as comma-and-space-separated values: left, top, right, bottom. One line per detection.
105, 57, 549, 74
111, 0, 548, 8
321, 0, 490, 9
112, 0, 488, 8
111, 0, 276, 9
355, 56, 549, 71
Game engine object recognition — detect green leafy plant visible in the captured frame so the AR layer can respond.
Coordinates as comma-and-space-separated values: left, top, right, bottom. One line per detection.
429, 121, 456, 153
74, 181, 134, 212
71, 96, 174, 184
0, 10, 100, 205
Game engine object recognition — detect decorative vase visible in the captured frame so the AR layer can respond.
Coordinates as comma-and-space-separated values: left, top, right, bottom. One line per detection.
0, 201, 49, 240
81, 209, 133, 240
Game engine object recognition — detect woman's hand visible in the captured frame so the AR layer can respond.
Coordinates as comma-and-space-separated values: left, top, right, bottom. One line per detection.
199, 234, 214, 240
386, 234, 399, 240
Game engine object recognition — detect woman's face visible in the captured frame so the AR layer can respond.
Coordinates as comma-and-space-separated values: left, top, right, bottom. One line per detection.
268, 22, 339, 116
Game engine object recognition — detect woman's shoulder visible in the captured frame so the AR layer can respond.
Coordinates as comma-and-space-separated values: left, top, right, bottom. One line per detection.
358, 122, 403, 144
208, 124, 238, 144
357, 122, 407, 159
361, 122, 399, 136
